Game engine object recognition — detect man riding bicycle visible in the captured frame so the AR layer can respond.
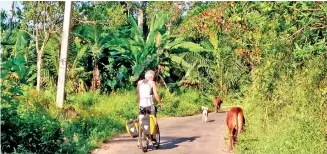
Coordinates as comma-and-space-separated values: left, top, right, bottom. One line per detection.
137, 70, 163, 148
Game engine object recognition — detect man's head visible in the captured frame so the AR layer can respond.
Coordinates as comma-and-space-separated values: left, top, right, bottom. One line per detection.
145, 70, 155, 81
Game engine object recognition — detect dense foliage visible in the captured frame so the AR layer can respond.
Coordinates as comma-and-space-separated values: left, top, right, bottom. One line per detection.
1, 1, 326, 153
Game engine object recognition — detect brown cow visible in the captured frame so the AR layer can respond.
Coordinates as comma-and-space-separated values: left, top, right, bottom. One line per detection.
213, 96, 223, 113
226, 107, 245, 150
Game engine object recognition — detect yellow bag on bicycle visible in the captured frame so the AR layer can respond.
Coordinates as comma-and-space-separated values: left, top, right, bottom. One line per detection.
141, 114, 156, 135
126, 119, 139, 138
149, 115, 156, 135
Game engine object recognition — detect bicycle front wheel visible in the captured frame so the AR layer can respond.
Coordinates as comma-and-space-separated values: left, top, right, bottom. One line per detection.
139, 127, 148, 152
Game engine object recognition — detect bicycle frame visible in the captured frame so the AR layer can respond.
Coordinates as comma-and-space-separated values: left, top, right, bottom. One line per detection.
138, 107, 160, 152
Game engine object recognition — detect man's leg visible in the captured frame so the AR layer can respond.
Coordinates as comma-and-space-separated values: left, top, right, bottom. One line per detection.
138, 114, 144, 148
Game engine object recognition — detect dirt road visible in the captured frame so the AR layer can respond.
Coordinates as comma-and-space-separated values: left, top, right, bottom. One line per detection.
92, 111, 231, 154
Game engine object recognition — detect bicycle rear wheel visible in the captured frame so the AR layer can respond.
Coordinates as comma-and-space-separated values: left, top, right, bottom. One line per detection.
154, 124, 160, 149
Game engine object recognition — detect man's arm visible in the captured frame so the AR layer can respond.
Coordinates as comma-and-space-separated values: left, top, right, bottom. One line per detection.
152, 81, 162, 106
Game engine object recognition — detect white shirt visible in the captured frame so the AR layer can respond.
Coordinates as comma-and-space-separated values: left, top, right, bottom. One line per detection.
138, 80, 154, 107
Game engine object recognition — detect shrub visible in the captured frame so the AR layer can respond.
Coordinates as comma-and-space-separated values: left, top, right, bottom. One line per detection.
1, 100, 62, 153
159, 88, 210, 117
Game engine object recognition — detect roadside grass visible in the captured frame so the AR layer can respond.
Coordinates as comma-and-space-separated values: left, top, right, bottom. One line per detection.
4, 87, 210, 153
233, 57, 327, 154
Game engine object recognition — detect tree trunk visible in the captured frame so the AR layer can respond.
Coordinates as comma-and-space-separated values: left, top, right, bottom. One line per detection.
91, 62, 100, 92
35, 6, 51, 95
56, 0, 72, 108
35, 23, 41, 95
36, 50, 42, 94
137, 4, 144, 33
127, 2, 131, 17
137, 2, 149, 39
36, 30, 50, 95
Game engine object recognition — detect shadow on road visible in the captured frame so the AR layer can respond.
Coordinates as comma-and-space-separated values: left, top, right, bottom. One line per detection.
207, 120, 215, 122
107, 135, 137, 143
216, 110, 228, 113
159, 136, 200, 150
208, 110, 228, 114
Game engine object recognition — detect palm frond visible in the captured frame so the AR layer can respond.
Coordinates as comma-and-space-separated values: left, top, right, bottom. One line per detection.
171, 42, 209, 52
128, 16, 144, 44
72, 43, 88, 69
170, 55, 192, 68
15, 31, 29, 49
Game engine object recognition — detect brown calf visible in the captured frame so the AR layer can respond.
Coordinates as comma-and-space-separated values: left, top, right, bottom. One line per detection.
226, 107, 245, 150
213, 96, 223, 113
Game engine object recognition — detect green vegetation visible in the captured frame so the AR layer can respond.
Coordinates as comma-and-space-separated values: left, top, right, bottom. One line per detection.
1, 1, 326, 154
236, 56, 327, 154
2, 85, 210, 153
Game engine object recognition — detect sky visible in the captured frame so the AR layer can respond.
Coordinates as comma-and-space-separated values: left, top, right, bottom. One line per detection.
0, 1, 15, 13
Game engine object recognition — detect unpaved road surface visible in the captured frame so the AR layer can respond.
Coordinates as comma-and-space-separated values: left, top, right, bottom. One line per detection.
92, 111, 232, 154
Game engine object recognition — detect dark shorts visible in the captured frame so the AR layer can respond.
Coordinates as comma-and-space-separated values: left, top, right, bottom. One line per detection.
139, 106, 157, 116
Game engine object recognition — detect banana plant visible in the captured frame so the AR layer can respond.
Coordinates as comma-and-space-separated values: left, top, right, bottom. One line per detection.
155, 32, 210, 81
65, 38, 90, 93
73, 24, 114, 91
112, 13, 208, 84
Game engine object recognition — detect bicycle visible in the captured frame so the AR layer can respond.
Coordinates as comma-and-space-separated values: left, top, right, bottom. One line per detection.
138, 107, 160, 152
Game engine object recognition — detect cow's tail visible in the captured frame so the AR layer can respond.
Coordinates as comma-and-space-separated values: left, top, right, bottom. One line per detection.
234, 114, 239, 137
237, 111, 244, 135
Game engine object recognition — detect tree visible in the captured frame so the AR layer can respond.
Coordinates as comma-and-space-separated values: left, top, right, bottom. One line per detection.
177, 2, 236, 95
110, 13, 206, 85
73, 25, 116, 91
72, 2, 127, 91
73, 2, 127, 31
21, 1, 64, 95
146, 1, 190, 34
